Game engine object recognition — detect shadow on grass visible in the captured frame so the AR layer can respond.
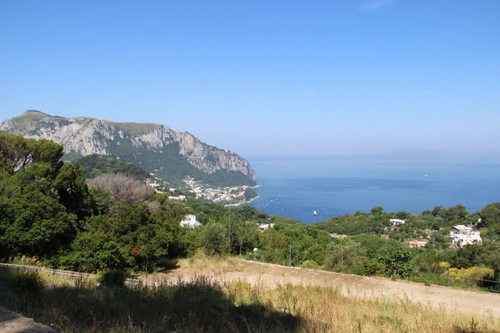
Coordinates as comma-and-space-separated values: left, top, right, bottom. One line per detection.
155, 256, 181, 273
0, 266, 304, 333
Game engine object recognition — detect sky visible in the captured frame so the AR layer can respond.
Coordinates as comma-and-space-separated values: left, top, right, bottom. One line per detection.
1, 0, 499, 158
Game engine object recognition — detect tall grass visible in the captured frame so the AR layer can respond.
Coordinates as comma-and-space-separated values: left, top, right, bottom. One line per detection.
0, 265, 499, 333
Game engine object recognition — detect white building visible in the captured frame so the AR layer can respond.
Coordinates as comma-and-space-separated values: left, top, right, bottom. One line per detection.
258, 223, 274, 232
449, 225, 482, 248
180, 214, 202, 228
390, 219, 405, 226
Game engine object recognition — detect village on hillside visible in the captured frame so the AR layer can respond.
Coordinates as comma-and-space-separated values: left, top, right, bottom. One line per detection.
166, 176, 258, 206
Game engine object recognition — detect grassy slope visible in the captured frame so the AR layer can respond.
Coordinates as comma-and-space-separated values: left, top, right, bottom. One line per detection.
1, 257, 499, 333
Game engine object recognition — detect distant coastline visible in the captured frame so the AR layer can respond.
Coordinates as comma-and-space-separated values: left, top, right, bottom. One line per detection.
249, 155, 500, 223
225, 185, 261, 207
225, 195, 260, 208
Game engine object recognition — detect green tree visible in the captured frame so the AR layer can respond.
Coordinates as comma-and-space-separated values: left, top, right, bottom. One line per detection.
477, 241, 500, 280
85, 186, 118, 215
0, 133, 34, 172
0, 186, 77, 260
62, 230, 127, 272
150, 209, 186, 257
257, 228, 288, 264
432, 206, 447, 217
395, 210, 409, 220
446, 204, 468, 221
324, 239, 366, 273
198, 221, 227, 255
53, 162, 89, 218
479, 202, 500, 227
376, 242, 414, 278
230, 218, 258, 255
371, 206, 384, 215
444, 244, 485, 269
162, 200, 193, 222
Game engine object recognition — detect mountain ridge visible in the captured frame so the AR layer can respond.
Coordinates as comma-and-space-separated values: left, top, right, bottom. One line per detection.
0, 110, 256, 190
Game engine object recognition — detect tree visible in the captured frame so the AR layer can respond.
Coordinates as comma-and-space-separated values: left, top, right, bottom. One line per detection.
62, 230, 127, 272
432, 206, 447, 217
324, 239, 366, 273
161, 200, 193, 222
0, 133, 34, 172
257, 228, 288, 264
1, 190, 77, 260
444, 244, 485, 269
477, 241, 500, 280
198, 221, 227, 255
446, 204, 468, 221
371, 206, 384, 215
53, 162, 89, 218
376, 242, 414, 278
231, 218, 258, 255
350, 234, 389, 259
149, 209, 186, 257
62, 201, 186, 272
0, 134, 63, 172
479, 203, 500, 229
395, 211, 409, 220
87, 173, 155, 205
0, 135, 87, 262
86, 186, 118, 216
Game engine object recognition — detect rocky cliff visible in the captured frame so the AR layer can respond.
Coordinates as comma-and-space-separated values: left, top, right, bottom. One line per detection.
0, 110, 256, 187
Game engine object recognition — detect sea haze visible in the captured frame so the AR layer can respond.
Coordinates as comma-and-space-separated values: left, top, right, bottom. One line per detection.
247, 155, 500, 224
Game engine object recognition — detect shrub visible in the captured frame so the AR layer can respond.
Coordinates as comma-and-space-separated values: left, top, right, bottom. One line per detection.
96, 269, 126, 287
446, 266, 494, 287
300, 260, 320, 269
9, 269, 45, 295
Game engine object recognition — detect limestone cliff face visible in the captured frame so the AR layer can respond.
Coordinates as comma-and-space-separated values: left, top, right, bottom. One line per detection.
0, 111, 255, 183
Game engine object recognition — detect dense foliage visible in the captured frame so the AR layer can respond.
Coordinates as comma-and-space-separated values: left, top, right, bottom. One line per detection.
76, 154, 152, 181
94, 140, 257, 188
2, 133, 500, 287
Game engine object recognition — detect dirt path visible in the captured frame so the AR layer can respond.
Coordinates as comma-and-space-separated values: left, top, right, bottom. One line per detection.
146, 259, 500, 318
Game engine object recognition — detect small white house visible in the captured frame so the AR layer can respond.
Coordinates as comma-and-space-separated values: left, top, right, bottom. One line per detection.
390, 219, 405, 226
449, 225, 482, 248
180, 214, 202, 228
258, 223, 274, 232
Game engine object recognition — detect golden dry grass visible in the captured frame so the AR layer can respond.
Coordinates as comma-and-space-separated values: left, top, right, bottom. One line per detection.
2, 257, 500, 332
141, 255, 500, 332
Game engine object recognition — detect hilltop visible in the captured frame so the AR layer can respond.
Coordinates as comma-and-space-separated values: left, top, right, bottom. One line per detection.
0, 110, 257, 197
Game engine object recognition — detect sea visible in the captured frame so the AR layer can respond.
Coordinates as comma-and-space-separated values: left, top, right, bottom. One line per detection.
247, 155, 500, 224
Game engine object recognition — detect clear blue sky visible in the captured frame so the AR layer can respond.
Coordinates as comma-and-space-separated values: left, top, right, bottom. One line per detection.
1, 0, 499, 157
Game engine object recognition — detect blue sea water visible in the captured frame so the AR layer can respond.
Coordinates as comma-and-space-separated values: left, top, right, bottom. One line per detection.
248, 155, 500, 224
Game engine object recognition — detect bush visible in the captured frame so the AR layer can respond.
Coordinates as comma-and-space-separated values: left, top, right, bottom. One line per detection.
96, 269, 126, 287
300, 260, 320, 269
9, 269, 45, 295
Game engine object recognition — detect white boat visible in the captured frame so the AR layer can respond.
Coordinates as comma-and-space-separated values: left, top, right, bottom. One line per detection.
313, 211, 317, 216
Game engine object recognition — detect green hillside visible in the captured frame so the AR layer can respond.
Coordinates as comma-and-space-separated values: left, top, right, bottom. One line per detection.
76, 154, 152, 181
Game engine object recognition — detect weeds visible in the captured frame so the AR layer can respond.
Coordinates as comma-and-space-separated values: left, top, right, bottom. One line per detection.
1, 261, 499, 333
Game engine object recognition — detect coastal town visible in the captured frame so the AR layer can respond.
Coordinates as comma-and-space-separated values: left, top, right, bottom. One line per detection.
167, 176, 259, 206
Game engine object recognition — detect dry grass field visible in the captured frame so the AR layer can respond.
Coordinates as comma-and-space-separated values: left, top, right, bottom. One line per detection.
143, 256, 500, 319
2, 256, 500, 332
